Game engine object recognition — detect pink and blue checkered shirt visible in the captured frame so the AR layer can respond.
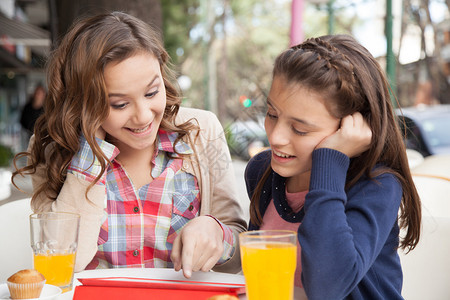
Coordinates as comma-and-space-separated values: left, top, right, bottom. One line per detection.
68, 130, 235, 269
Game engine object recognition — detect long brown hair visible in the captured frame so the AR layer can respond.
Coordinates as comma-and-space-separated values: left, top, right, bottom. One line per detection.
13, 12, 198, 204
250, 35, 421, 251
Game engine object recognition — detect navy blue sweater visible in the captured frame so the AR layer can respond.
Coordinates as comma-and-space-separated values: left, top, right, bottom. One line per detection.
245, 149, 404, 300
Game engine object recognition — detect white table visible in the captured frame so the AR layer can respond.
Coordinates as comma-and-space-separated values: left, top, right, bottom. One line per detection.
60, 268, 307, 300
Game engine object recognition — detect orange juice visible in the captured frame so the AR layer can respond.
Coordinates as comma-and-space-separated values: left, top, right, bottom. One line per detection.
34, 252, 76, 292
241, 242, 296, 300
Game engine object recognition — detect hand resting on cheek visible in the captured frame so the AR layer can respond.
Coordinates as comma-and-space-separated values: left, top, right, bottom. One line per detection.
316, 112, 372, 158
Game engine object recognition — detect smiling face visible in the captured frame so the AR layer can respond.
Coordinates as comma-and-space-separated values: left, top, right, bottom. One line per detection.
101, 52, 166, 156
265, 75, 341, 192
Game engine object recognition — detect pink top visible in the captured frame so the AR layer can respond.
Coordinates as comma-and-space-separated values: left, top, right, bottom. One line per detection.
260, 189, 307, 287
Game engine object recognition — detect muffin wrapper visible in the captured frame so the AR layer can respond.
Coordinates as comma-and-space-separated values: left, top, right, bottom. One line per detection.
6, 280, 46, 299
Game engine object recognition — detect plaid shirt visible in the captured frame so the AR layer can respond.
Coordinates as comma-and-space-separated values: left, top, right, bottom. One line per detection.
68, 130, 235, 269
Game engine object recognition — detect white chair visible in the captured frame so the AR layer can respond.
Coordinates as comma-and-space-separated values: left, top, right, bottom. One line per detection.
0, 198, 33, 282
399, 175, 450, 299
0, 170, 12, 201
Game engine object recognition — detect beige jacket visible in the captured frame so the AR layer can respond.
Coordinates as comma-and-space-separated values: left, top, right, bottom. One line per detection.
31, 107, 247, 273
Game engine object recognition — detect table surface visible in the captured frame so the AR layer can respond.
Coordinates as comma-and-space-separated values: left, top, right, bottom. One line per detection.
59, 268, 307, 300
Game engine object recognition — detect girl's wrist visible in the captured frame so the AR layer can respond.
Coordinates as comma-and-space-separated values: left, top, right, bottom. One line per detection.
204, 214, 225, 241
205, 215, 225, 242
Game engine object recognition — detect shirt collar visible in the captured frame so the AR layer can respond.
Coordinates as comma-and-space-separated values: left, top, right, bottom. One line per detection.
156, 129, 193, 156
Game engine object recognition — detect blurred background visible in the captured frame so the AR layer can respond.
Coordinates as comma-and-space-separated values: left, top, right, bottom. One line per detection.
2, 0, 450, 204
1, 0, 450, 194
0, 0, 449, 156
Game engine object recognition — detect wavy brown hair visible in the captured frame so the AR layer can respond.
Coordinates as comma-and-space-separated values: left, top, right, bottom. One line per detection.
250, 35, 421, 251
13, 12, 198, 204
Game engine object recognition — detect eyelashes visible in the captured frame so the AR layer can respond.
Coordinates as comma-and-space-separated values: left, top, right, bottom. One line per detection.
266, 111, 277, 119
145, 90, 159, 98
266, 111, 307, 136
291, 127, 307, 136
110, 90, 160, 110
111, 103, 126, 109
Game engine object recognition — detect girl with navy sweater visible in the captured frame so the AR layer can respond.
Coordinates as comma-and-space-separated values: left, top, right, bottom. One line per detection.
245, 35, 421, 299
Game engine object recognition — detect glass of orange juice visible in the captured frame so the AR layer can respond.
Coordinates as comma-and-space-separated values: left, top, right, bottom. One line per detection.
30, 212, 80, 293
239, 230, 297, 300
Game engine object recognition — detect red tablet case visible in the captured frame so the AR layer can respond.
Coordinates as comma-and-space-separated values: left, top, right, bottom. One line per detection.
73, 277, 246, 300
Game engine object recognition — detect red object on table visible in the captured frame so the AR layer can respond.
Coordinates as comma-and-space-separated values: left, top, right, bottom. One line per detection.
73, 277, 245, 300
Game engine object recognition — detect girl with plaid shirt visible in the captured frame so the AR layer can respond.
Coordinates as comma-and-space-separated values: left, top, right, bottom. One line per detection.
13, 12, 246, 278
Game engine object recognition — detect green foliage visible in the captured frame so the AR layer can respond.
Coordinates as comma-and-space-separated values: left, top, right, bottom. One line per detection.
160, 0, 365, 118
303, 2, 362, 37
223, 122, 247, 159
223, 123, 236, 152
0, 144, 13, 168
161, 0, 200, 66
222, 0, 290, 116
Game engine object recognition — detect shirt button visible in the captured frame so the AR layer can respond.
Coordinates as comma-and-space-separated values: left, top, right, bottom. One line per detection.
133, 250, 139, 257
188, 204, 194, 211
133, 206, 139, 213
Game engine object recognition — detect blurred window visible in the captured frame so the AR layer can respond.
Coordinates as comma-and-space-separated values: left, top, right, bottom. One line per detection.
421, 117, 450, 147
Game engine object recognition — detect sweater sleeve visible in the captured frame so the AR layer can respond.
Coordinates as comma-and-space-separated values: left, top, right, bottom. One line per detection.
299, 148, 402, 299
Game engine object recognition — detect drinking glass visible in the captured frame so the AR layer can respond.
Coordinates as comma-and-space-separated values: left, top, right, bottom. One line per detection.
240, 230, 297, 300
30, 212, 80, 293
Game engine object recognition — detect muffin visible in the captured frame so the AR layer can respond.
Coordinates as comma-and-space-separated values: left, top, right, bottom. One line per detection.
6, 269, 46, 299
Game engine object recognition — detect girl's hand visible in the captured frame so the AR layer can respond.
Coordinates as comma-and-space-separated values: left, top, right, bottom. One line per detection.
317, 112, 372, 158
170, 216, 224, 278
95, 126, 106, 140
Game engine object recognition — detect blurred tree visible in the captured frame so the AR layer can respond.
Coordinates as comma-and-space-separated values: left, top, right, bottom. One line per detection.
225, 0, 290, 118
171, 0, 364, 122
51, 0, 162, 44
50, 0, 370, 123
401, 0, 450, 104
305, 0, 362, 37
220, 0, 363, 121
161, 0, 200, 66
179, 0, 292, 122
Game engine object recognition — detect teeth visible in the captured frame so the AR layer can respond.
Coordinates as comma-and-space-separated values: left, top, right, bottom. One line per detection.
130, 125, 149, 133
274, 150, 292, 158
